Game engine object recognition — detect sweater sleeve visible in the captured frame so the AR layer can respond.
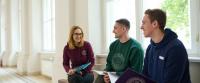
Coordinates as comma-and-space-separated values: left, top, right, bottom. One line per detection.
84, 42, 95, 72
164, 45, 188, 83
63, 45, 70, 73
129, 47, 144, 73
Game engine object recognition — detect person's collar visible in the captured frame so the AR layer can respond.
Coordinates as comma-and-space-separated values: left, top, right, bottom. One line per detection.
119, 34, 130, 43
151, 28, 164, 44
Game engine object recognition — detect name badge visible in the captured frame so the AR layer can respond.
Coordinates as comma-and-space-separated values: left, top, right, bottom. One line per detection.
159, 56, 164, 60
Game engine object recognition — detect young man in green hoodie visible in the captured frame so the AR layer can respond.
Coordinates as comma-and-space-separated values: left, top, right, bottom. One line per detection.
95, 18, 144, 83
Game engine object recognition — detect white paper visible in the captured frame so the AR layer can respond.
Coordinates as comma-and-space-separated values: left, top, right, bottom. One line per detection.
107, 72, 119, 83
93, 70, 120, 83
92, 70, 105, 75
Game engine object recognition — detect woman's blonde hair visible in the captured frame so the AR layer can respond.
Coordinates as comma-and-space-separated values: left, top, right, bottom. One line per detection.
67, 26, 84, 49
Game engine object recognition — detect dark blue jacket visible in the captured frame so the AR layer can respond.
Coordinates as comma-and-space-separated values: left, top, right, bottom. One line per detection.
143, 28, 191, 83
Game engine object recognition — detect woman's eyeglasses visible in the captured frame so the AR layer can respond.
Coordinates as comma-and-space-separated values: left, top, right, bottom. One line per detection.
73, 33, 83, 36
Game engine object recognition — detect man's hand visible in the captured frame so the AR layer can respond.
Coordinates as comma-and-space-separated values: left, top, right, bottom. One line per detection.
103, 72, 110, 83
68, 69, 75, 75
80, 71, 83, 76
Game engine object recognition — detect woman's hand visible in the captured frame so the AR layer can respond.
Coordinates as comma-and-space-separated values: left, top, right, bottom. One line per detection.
68, 69, 75, 75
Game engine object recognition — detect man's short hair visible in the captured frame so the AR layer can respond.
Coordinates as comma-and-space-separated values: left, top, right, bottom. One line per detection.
145, 9, 166, 31
116, 18, 130, 30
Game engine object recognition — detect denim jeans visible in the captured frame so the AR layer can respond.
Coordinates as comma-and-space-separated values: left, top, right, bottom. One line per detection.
68, 72, 94, 83
94, 75, 105, 83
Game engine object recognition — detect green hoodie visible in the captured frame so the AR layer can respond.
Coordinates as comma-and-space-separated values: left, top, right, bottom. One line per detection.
105, 38, 144, 76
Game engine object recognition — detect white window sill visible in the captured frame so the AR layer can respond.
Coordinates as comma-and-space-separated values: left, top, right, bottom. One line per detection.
189, 57, 200, 63
39, 52, 56, 61
95, 53, 107, 58
96, 53, 200, 63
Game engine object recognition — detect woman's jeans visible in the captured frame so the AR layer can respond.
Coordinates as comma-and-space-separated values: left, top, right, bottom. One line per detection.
68, 72, 94, 83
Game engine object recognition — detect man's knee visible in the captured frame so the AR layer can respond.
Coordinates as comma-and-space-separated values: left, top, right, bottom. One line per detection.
68, 74, 82, 83
95, 75, 105, 83
83, 73, 94, 83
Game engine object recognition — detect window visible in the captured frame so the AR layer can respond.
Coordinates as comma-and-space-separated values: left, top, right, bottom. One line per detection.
0, 0, 6, 53
142, 0, 191, 49
42, 0, 55, 51
105, 0, 199, 56
18, 0, 22, 51
105, 0, 135, 48
0, 0, 1, 52
11, 0, 21, 52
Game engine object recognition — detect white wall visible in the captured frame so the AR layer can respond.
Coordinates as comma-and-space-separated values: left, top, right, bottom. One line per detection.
40, 53, 55, 78
26, 0, 42, 74
190, 62, 200, 83
75, 0, 103, 54
75, 0, 88, 38
53, 0, 71, 82
2, 0, 11, 67
17, 0, 30, 75
8, 0, 19, 67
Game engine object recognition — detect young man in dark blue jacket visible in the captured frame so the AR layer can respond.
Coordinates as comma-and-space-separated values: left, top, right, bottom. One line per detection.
141, 9, 191, 83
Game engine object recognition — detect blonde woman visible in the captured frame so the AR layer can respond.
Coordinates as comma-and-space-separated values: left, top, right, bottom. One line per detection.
63, 26, 95, 83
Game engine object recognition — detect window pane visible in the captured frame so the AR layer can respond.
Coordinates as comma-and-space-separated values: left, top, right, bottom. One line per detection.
142, 0, 191, 49
42, 0, 55, 51
43, 0, 52, 21
106, 0, 135, 48
43, 22, 52, 51
1, 1, 6, 52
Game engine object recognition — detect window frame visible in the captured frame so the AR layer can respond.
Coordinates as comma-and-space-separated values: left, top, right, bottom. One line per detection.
42, 0, 55, 52
103, 0, 200, 56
